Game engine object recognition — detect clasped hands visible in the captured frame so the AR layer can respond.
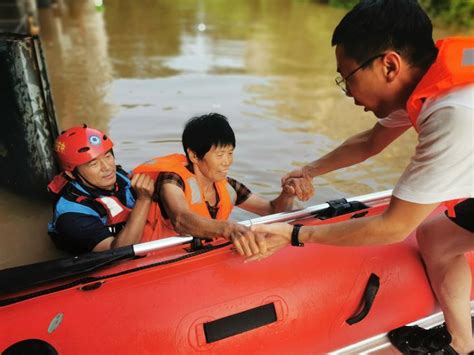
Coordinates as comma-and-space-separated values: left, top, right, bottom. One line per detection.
281, 171, 314, 201
231, 169, 313, 260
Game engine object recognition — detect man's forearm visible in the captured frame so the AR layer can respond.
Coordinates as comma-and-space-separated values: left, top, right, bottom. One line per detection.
299, 215, 405, 247
304, 124, 408, 179
113, 198, 151, 248
304, 132, 373, 178
298, 197, 438, 247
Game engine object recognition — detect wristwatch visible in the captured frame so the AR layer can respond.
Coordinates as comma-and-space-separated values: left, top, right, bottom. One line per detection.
291, 224, 304, 247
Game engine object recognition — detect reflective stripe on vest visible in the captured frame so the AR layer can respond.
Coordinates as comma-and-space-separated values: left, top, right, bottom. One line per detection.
95, 196, 132, 225
226, 181, 237, 205
188, 177, 203, 205
463, 48, 474, 66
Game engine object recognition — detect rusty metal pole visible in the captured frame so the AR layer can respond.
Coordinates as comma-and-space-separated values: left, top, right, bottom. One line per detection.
0, 33, 59, 199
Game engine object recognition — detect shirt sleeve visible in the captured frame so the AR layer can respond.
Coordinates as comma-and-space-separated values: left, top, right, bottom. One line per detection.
377, 109, 412, 128
227, 177, 252, 205
393, 105, 474, 204
154, 172, 186, 220
154, 172, 185, 201
54, 213, 114, 254
155, 172, 185, 192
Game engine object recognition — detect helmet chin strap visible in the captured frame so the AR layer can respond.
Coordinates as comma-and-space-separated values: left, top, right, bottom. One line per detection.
72, 169, 115, 192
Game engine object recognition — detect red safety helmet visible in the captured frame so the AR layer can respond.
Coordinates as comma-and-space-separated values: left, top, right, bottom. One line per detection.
54, 125, 114, 171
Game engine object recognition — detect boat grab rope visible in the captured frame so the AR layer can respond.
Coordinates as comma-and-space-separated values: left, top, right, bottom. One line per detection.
0, 241, 231, 307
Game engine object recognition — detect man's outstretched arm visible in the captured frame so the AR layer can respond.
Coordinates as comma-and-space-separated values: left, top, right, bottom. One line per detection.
239, 197, 439, 259
283, 123, 409, 183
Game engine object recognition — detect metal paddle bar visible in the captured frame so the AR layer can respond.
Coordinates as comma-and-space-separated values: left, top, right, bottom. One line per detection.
133, 236, 194, 255
240, 189, 392, 227
139, 189, 393, 251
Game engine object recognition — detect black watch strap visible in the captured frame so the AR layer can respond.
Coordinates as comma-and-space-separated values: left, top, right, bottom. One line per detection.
291, 224, 304, 247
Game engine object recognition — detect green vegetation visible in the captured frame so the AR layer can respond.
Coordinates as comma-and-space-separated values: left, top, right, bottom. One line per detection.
419, 0, 474, 27
319, 0, 474, 27
327, 0, 359, 8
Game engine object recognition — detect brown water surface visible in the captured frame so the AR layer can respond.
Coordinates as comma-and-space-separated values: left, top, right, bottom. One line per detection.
0, 0, 471, 268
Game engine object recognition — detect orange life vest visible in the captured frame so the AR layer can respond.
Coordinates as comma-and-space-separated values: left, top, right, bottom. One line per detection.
406, 36, 474, 217
133, 154, 237, 241
406, 36, 474, 127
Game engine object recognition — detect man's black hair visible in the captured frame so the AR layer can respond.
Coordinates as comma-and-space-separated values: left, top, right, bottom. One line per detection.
182, 113, 236, 162
332, 0, 437, 69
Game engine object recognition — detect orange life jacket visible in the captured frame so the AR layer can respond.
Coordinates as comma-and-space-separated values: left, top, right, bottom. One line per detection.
406, 36, 474, 217
406, 36, 474, 128
133, 154, 237, 241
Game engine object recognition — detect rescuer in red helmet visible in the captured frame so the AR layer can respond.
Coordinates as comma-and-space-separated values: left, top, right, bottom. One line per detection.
47, 125, 154, 254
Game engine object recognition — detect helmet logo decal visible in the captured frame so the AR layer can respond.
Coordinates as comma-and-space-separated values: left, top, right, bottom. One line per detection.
54, 126, 114, 171
55, 141, 66, 153
89, 135, 101, 146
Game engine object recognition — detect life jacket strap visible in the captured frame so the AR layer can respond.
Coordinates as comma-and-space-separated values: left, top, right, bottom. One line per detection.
47, 173, 70, 194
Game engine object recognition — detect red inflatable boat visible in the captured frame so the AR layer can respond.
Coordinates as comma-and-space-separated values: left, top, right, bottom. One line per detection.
1, 190, 473, 354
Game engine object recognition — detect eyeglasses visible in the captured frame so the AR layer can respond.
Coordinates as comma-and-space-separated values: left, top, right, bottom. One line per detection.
335, 53, 385, 94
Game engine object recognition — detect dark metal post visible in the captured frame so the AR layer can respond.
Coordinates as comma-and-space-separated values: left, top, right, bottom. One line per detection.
0, 33, 59, 199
